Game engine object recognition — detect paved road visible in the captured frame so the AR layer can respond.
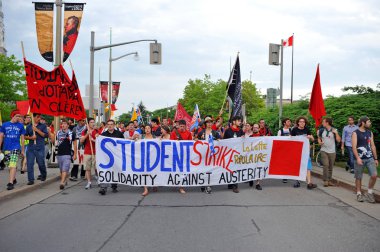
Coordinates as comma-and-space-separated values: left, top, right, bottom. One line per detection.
0, 178, 379, 252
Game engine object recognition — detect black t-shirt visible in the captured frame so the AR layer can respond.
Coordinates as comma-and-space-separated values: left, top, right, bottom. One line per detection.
291, 127, 311, 136
223, 127, 244, 139
102, 129, 124, 139
57, 130, 76, 156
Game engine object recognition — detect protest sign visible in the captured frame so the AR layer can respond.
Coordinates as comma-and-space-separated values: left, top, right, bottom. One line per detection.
96, 136, 310, 186
24, 59, 87, 120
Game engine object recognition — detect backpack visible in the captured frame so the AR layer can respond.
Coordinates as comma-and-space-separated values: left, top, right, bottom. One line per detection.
280, 128, 290, 136
318, 127, 339, 146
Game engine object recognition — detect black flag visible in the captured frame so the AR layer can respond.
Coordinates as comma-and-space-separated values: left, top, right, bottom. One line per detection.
227, 55, 242, 118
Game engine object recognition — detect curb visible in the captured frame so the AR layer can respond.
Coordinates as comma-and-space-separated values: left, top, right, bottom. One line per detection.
0, 175, 60, 202
311, 170, 380, 203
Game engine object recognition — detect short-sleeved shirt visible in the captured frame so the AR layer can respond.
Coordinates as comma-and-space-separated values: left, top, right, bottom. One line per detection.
82, 129, 98, 155
123, 130, 140, 139
278, 128, 291, 136
223, 127, 244, 139
25, 123, 48, 148
56, 129, 76, 156
342, 125, 358, 147
319, 128, 337, 154
291, 127, 311, 137
170, 130, 193, 140
0, 121, 26, 151
355, 129, 373, 160
102, 129, 124, 139
152, 126, 162, 137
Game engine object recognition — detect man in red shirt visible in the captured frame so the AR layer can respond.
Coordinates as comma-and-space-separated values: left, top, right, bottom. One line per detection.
80, 118, 98, 189
259, 119, 272, 136
170, 119, 192, 194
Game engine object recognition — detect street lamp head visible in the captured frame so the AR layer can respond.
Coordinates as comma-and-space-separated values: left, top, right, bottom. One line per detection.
134, 52, 139, 61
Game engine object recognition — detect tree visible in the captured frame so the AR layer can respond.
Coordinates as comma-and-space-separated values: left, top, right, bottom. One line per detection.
342, 85, 376, 94
242, 80, 265, 116
137, 101, 147, 116
117, 112, 132, 123
0, 54, 27, 122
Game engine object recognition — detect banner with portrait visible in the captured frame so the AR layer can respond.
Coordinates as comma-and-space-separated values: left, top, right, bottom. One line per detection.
63, 3, 84, 62
34, 2, 54, 62
99, 81, 121, 104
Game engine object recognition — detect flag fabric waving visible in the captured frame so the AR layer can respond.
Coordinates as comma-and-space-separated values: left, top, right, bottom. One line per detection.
208, 134, 216, 156
174, 102, 192, 128
226, 55, 242, 119
24, 59, 87, 120
16, 101, 30, 116
283, 35, 293, 47
136, 108, 142, 124
308, 64, 326, 128
190, 104, 201, 131
131, 107, 137, 121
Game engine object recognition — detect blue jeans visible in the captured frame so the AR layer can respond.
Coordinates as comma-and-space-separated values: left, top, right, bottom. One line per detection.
346, 146, 355, 170
27, 146, 47, 182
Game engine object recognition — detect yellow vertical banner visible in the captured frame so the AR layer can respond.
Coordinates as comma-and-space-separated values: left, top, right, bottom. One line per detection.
34, 2, 54, 62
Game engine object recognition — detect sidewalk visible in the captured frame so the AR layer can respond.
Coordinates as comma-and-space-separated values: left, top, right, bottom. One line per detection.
0, 165, 61, 201
311, 163, 380, 202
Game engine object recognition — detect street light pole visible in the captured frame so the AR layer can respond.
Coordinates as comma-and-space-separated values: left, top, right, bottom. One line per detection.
89, 31, 158, 116
279, 40, 284, 127
108, 51, 138, 119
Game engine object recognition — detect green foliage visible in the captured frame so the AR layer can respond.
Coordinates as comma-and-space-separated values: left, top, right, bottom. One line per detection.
0, 54, 27, 122
179, 75, 263, 121
117, 112, 132, 123
247, 91, 380, 151
342, 85, 376, 94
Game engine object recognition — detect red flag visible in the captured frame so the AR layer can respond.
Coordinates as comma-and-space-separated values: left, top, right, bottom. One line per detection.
110, 104, 117, 111
174, 102, 192, 127
16, 101, 30, 115
283, 35, 293, 47
24, 59, 87, 120
309, 64, 326, 128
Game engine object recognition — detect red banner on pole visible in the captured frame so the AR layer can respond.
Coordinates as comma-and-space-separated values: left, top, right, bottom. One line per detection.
63, 3, 84, 62
174, 102, 192, 128
99, 81, 121, 103
309, 64, 326, 128
24, 59, 87, 120
16, 101, 30, 116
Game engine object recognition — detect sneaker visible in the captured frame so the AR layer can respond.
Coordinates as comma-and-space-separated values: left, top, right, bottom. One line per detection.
232, 185, 239, 193
350, 169, 354, 174
99, 188, 106, 195
40, 177, 46, 182
328, 181, 336, 187
200, 187, 205, 192
205, 186, 212, 194
324, 181, 329, 187
282, 179, 288, 183
59, 184, 65, 190
27, 181, 34, 185
293, 181, 300, 188
13, 179, 17, 185
69, 177, 78, 181
249, 181, 254, 187
307, 183, 317, 190
37, 175, 42, 180
357, 194, 364, 202
94, 175, 98, 181
255, 184, 263, 190
345, 164, 350, 171
179, 188, 186, 194
366, 193, 376, 203
6, 183, 14, 190
85, 182, 92, 190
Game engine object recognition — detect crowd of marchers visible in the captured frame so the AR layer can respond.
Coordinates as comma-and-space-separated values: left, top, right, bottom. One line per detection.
0, 110, 377, 203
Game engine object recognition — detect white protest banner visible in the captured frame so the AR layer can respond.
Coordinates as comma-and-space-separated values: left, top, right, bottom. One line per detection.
96, 136, 310, 186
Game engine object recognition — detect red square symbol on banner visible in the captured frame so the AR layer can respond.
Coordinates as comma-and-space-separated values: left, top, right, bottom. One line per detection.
269, 140, 303, 176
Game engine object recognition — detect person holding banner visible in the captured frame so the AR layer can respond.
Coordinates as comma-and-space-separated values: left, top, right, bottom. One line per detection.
278, 118, 292, 184
223, 115, 244, 193
0, 110, 25, 190
151, 118, 162, 137
196, 116, 220, 194
160, 125, 171, 140
170, 119, 193, 194
140, 125, 156, 196
24, 113, 48, 185
55, 119, 77, 190
80, 118, 98, 190
124, 121, 141, 140
291, 116, 317, 190
70, 119, 86, 181
99, 119, 124, 195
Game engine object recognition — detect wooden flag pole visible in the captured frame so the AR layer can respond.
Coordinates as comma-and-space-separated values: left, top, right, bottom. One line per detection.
21, 41, 37, 144
69, 60, 95, 159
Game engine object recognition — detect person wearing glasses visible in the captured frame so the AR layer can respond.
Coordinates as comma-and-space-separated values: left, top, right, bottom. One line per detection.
291, 116, 317, 190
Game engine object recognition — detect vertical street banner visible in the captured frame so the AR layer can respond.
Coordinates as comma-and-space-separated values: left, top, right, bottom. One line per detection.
99, 81, 121, 104
96, 136, 310, 186
23, 59, 87, 120
34, 2, 54, 62
63, 3, 84, 62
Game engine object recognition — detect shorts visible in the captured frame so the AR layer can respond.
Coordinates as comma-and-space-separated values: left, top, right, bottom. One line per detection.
354, 158, 377, 180
307, 157, 312, 171
84, 155, 96, 171
57, 155, 72, 172
4, 150, 21, 168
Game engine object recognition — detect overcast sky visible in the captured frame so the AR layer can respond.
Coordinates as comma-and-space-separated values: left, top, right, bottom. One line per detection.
3, 0, 380, 116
